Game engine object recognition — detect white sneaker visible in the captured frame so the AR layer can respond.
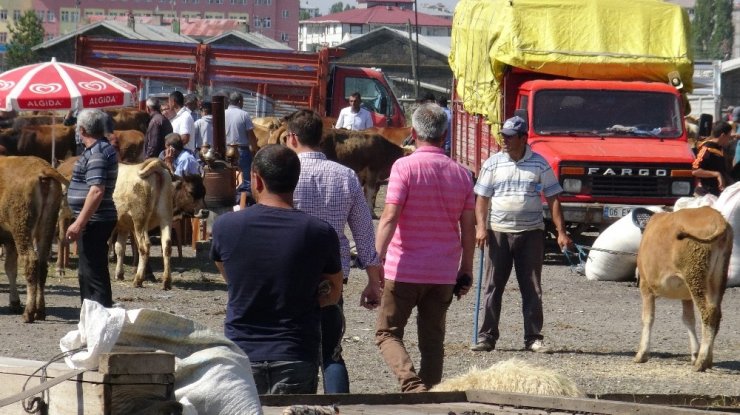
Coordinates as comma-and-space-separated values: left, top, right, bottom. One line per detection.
526, 339, 551, 353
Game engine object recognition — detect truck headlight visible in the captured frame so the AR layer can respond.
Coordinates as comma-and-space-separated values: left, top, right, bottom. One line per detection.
671, 181, 691, 196
562, 178, 582, 193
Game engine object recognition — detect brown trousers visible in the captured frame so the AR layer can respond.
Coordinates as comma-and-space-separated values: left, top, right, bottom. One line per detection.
375, 279, 454, 392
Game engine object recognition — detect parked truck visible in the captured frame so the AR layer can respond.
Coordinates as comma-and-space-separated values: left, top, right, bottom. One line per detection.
74, 36, 405, 127
449, 0, 697, 235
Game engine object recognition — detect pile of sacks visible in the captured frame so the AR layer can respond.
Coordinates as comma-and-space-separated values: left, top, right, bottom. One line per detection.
584, 187, 740, 287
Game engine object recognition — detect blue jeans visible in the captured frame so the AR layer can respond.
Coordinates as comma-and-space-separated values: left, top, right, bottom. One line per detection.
321, 300, 349, 393
250, 361, 318, 395
238, 147, 253, 188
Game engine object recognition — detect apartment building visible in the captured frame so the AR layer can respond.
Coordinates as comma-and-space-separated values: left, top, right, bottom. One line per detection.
0, 0, 298, 49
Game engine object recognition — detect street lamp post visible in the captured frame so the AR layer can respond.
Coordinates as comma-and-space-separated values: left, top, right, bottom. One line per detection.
413, 0, 420, 96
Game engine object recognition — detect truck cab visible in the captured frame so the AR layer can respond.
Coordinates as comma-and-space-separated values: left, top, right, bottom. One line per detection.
516, 79, 696, 232
328, 66, 406, 127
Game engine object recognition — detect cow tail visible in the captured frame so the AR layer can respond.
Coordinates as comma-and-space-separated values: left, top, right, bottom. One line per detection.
40, 165, 69, 187
677, 221, 729, 243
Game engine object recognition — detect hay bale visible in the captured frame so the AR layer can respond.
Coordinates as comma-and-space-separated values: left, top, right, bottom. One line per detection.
431, 358, 584, 397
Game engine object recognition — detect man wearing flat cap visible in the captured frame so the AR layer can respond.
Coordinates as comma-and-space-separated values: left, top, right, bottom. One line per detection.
471, 115, 572, 354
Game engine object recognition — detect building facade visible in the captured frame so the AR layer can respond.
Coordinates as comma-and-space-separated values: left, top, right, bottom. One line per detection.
299, 3, 451, 51
0, 0, 298, 49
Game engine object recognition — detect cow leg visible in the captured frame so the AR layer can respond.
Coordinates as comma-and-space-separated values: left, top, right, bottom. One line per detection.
114, 230, 128, 281
691, 293, 721, 372
160, 223, 173, 290
21, 250, 39, 323
132, 227, 151, 288
681, 299, 699, 364
634, 287, 655, 364
363, 170, 380, 218
3, 244, 22, 314
56, 217, 70, 278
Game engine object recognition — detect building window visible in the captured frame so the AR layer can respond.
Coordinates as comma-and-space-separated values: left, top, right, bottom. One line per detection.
13, 10, 21, 21
0, 10, 7, 21
61, 10, 69, 22
282, 9, 288, 18
230, 0, 247, 4
280, 32, 289, 42
208, 0, 224, 4
0, 33, 7, 43
47, 11, 55, 22
264, 17, 271, 27
255, 0, 271, 4
47, 34, 53, 40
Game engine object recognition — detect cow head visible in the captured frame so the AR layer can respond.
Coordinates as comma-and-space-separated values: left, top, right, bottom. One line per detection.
172, 174, 208, 219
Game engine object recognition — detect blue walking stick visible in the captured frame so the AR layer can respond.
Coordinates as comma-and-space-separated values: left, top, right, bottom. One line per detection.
472, 247, 485, 346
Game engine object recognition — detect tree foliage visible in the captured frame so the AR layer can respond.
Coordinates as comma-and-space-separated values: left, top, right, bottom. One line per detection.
6, 10, 45, 69
330, 2, 345, 14
693, 0, 734, 60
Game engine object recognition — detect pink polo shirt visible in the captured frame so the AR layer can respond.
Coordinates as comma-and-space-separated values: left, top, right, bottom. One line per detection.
383, 146, 475, 284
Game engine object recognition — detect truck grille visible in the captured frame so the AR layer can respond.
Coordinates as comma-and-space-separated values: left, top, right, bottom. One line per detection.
590, 176, 669, 197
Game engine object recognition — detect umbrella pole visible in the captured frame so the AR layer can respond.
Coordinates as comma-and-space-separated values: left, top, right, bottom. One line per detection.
51, 114, 56, 168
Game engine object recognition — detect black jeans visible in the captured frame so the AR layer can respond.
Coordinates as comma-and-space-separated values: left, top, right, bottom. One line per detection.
78, 220, 116, 308
251, 360, 318, 395
478, 229, 545, 345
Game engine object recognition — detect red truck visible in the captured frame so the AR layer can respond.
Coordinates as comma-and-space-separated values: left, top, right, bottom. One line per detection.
74, 36, 405, 127
449, 0, 696, 236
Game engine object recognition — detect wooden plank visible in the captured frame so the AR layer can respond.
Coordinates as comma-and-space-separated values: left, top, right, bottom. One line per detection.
99, 351, 175, 375
259, 391, 466, 407
0, 371, 105, 415
465, 390, 736, 415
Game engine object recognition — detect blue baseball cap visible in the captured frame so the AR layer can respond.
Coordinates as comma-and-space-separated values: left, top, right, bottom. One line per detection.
501, 116, 528, 136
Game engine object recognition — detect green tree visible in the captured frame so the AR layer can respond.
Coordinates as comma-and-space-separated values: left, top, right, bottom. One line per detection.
330, 2, 345, 13
6, 10, 45, 69
344, 4, 354, 11
692, 0, 734, 60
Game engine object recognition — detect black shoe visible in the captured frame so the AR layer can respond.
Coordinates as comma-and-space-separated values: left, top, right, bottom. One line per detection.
470, 339, 495, 352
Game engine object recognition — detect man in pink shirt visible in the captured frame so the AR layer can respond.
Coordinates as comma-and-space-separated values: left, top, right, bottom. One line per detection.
375, 103, 476, 392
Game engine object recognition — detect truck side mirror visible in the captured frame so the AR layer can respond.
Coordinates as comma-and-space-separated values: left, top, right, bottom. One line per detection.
514, 108, 528, 120
698, 113, 713, 138
379, 96, 388, 115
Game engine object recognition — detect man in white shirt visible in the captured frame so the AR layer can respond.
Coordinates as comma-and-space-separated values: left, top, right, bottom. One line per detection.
335, 92, 373, 131
224, 92, 258, 186
169, 91, 195, 152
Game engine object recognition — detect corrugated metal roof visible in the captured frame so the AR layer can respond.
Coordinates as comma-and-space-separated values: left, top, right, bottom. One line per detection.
33, 20, 196, 51
302, 6, 452, 26
340, 26, 450, 57
179, 19, 247, 38
205, 30, 293, 50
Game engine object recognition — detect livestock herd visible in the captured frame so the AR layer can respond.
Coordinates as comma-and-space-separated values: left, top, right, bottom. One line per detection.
0, 107, 411, 323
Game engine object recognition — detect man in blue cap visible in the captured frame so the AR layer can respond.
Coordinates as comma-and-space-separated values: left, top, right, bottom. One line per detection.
471, 115, 572, 353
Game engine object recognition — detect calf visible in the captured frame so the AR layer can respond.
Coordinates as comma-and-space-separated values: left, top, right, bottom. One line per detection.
635, 206, 732, 371
113, 159, 206, 290
0, 156, 66, 323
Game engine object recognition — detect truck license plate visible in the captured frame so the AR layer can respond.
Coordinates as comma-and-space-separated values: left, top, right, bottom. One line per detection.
603, 206, 633, 218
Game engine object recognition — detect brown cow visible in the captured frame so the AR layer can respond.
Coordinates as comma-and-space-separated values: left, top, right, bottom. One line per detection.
320, 129, 405, 214
0, 156, 66, 323
366, 126, 413, 147
635, 206, 732, 371
54, 156, 79, 276
111, 129, 145, 163
15, 124, 77, 163
113, 159, 207, 290
105, 108, 150, 133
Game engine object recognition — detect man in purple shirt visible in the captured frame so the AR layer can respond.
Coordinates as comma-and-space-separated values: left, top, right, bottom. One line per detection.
286, 109, 383, 393
144, 97, 173, 159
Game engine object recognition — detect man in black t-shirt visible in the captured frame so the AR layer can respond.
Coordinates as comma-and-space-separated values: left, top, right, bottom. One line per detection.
210, 145, 343, 395
693, 121, 733, 196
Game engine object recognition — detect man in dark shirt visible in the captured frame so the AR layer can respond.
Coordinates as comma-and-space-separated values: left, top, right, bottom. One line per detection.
210, 144, 343, 395
693, 121, 732, 196
66, 109, 119, 307
144, 97, 173, 159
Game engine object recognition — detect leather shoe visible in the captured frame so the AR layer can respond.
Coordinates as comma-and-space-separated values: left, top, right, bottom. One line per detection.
470, 339, 495, 352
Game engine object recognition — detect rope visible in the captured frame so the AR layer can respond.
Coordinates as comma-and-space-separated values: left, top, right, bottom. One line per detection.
562, 244, 637, 275
0, 347, 87, 413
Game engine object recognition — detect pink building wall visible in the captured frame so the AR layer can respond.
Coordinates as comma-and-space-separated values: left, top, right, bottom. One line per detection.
30, 0, 299, 49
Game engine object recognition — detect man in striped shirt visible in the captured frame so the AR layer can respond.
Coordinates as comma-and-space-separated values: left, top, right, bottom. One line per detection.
471, 115, 571, 354
375, 103, 475, 392
66, 109, 119, 308
286, 109, 382, 393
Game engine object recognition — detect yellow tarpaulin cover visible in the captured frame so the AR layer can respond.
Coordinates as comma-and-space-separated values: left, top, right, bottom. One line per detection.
449, 0, 693, 126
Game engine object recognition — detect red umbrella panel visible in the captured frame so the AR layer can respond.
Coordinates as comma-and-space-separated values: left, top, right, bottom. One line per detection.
0, 58, 137, 112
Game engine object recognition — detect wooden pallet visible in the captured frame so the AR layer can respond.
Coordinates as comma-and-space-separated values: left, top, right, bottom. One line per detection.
260, 390, 739, 415
0, 349, 176, 415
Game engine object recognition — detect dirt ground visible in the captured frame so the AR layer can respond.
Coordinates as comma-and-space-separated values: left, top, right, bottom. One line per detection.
0, 214, 739, 404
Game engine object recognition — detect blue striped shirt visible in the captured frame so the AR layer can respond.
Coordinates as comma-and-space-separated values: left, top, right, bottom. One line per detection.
67, 138, 118, 222
474, 146, 561, 232
293, 152, 380, 278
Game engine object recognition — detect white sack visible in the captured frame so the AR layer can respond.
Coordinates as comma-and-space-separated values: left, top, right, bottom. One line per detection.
61, 300, 262, 415
712, 182, 740, 287
585, 207, 663, 281
674, 194, 717, 210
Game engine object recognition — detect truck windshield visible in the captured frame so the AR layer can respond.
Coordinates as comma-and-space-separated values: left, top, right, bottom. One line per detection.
533, 90, 683, 138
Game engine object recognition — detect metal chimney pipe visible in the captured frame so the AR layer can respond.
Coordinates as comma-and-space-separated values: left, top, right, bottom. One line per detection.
212, 94, 226, 158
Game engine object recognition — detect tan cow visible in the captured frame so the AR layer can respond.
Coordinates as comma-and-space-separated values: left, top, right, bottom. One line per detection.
0, 156, 66, 323
105, 108, 150, 133
111, 129, 145, 163
365, 126, 413, 147
113, 159, 207, 290
635, 206, 732, 371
